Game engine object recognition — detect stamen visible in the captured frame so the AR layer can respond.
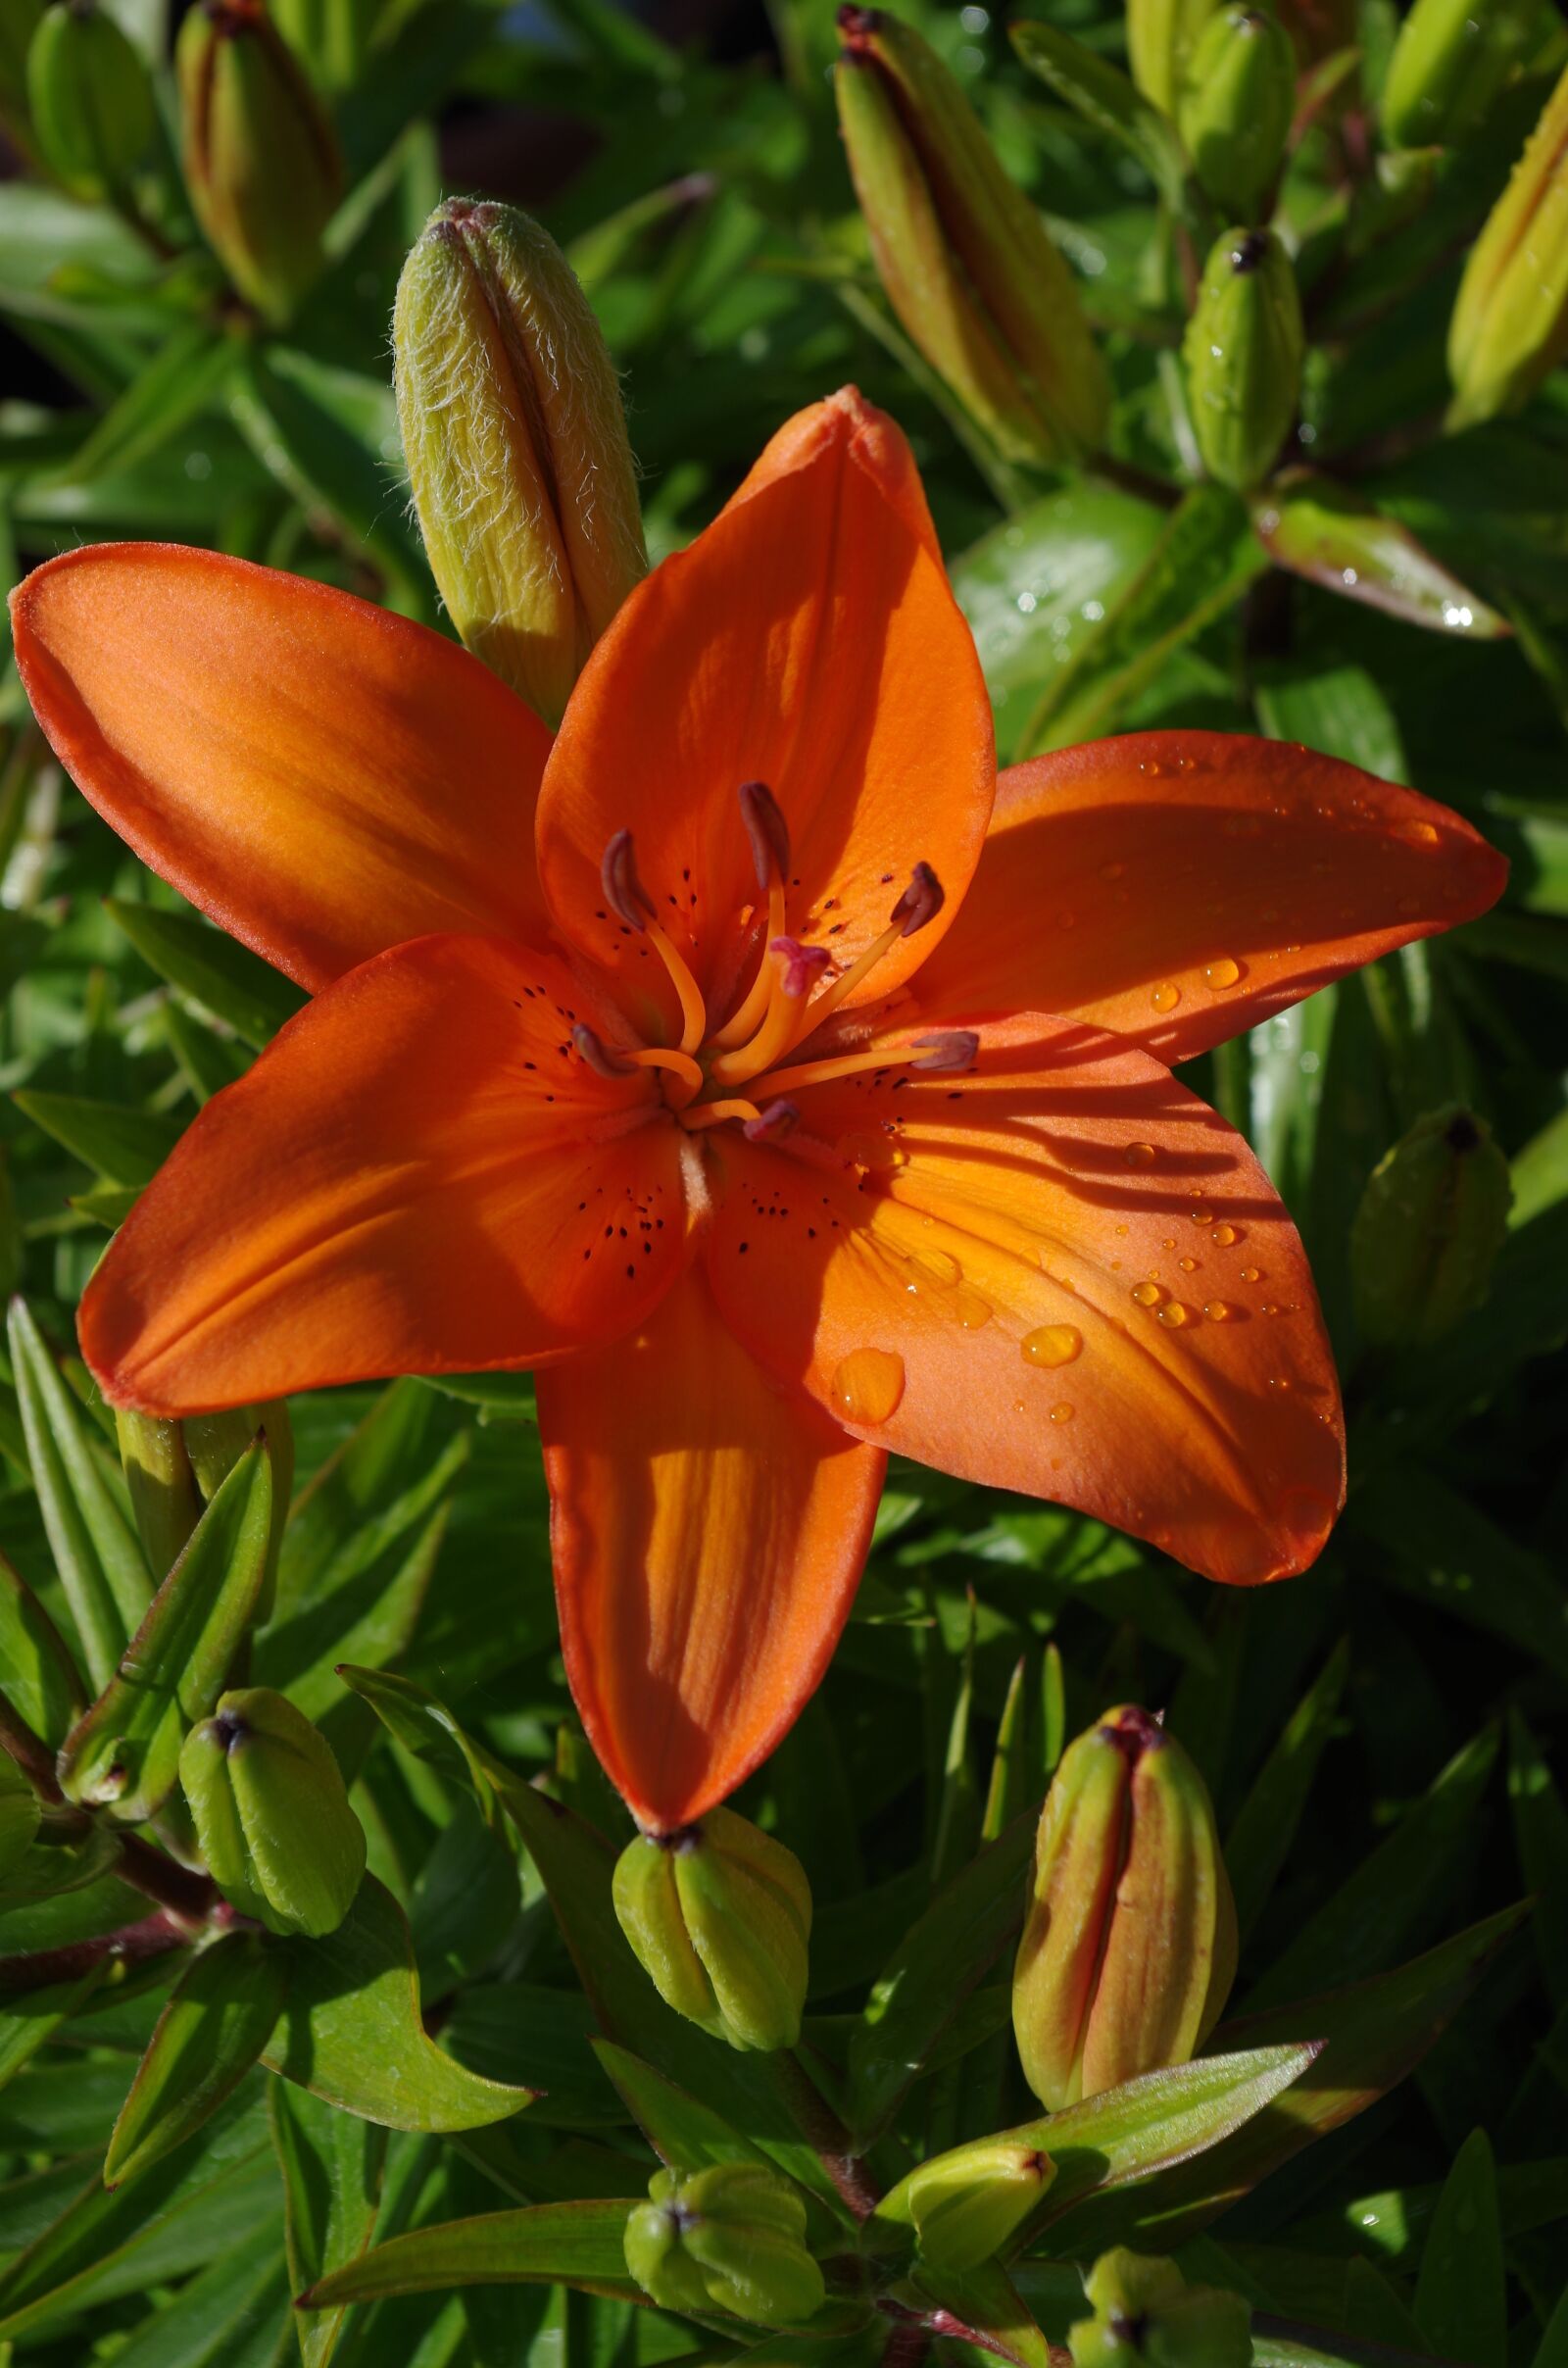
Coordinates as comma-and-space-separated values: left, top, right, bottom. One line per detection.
708, 939, 830, 1087
750, 1030, 978, 1101
891, 861, 946, 937
743, 1098, 800, 1143
681, 1096, 763, 1131
600, 829, 708, 1056
738, 780, 790, 891
629, 1045, 705, 1105
910, 1030, 980, 1073
571, 1023, 635, 1079
776, 863, 949, 1044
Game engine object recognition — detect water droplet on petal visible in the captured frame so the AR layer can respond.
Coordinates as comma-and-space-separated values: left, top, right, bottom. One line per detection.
1204, 1299, 1234, 1321
1203, 957, 1243, 990
832, 1349, 905, 1425
1212, 1223, 1239, 1247
1132, 1281, 1162, 1308
1124, 1142, 1156, 1168
1023, 1323, 1082, 1368
1050, 1402, 1075, 1423
1241, 1265, 1261, 1283
1404, 818, 1440, 846
952, 1289, 993, 1330
1192, 1209, 1213, 1227
913, 1247, 961, 1288
1157, 1301, 1192, 1327
1151, 982, 1181, 1012
1179, 1256, 1198, 1273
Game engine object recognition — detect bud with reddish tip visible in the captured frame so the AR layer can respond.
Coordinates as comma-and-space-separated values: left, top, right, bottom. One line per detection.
623, 2162, 825, 2327
179, 1686, 366, 1936
394, 198, 648, 727
834, 7, 1107, 465
1350, 1105, 1512, 1347
612, 1805, 810, 2051
176, 0, 342, 324
1011, 1705, 1236, 2111
1183, 224, 1303, 490
1068, 2247, 1253, 2365
880, 2137, 1054, 2271
1446, 61, 1568, 428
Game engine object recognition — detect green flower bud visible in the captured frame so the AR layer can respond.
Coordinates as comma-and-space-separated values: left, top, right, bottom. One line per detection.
1350, 1106, 1512, 1347
25, 1, 155, 202
1068, 2246, 1253, 2366
269, 0, 394, 90
176, 0, 342, 325
624, 2163, 825, 2328
889, 2138, 1054, 2271
1183, 224, 1303, 489
179, 1686, 366, 1937
1177, 10, 1295, 223
393, 198, 647, 728
1447, 60, 1568, 427
612, 1806, 810, 2052
1012, 1706, 1236, 2112
1127, 0, 1221, 116
1382, 0, 1540, 149
118, 1404, 293, 1616
835, 6, 1107, 465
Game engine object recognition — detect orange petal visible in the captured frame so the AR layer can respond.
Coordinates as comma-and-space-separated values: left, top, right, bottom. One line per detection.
12, 546, 552, 992
911, 731, 1508, 1062
80, 935, 686, 1413
535, 387, 993, 1036
705, 1011, 1344, 1587
537, 1263, 884, 1828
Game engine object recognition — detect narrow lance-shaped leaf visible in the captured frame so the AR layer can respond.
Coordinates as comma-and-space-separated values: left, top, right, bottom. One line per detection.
1412, 2128, 1506, 2368
1252, 474, 1509, 638
1225, 1642, 1349, 1944
0, 1548, 85, 1749
103, 896, 307, 1050
270, 2074, 387, 2368
11, 1092, 184, 1190
299, 2199, 642, 2310
904, 2257, 1056, 2368
58, 1435, 274, 1822
105, 1931, 291, 2188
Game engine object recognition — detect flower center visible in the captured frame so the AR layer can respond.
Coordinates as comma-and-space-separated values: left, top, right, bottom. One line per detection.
586, 784, 976, 1139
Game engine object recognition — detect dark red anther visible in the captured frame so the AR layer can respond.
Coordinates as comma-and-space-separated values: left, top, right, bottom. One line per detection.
743, 1099, 801, 1143
890, 862, 945, 937
769, 936, 832, 998
909, 1029, 978, 1074
738, 779, 791, 892
572, 1023, 635, 1078
837, 3, 880, 45
601, 829, 654, 931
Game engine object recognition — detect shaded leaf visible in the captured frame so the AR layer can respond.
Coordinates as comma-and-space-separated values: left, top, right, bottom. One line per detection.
106, 1932, 290, 2188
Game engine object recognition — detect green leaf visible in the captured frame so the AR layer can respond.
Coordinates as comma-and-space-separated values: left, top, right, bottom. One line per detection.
1253, 474, 1509, 638
54, 321, 242, 488
11, 1091, 183, 1188
847, 1810, 1034, 2145
0, 1964, 105, 2094
1251, 2323, 1463, 2367
907, 2258, 1055, 2368
299, 2198, 640, 2308
105, 1932, 290, 2188
1507, 1710, 1568, 2009
269, 2075, 387, 2368
58, 1434, 274, 1821
104, 899, 307, 1050
1224, 1642, 1349, 1944
261, 1875, 534, 2132
7, 1296, 153, 1694
1009, 17, 1191, 210
1413, 2128, 1504, 2368
0, 1547, 85, 1748
592, 2038, 772, 2175
1348, 1475, 1568, 1690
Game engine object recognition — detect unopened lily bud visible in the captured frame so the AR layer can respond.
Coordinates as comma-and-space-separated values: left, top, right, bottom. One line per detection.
1447, 61, 1568, 427
1178, 10, 1295, 223
624, 2163, 825, 2328
892, 2139, 1054, 2271
1127, 0, 1222, 116
1183, 225, 1303, 489
26, 1, 155, 202
612, 1805, 810, 2051
1350, 1106, 1511, 1347
1012, 1705, 1236, 2111
394, 198, 648, 727
118, 1403, 293, 1594
1068, 2246, 1253, 2366
835, 7, 1107, 464
176, 0, 342, 325
1382, 0, 1539, 149
179, 1686, 365, 1936
269, 0, 391, 90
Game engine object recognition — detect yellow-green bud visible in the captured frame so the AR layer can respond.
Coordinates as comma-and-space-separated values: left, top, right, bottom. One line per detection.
176, 0, 342, 325
1068, 2247, 1253, 2366
1178, 9, 1295, 223
393, 198, 648, 728
179, 1686, 366, 1937
1183, 224, 1303, 489
118, 1404, 293, 1613
1447, 60, 1568, 428
612, 1806, 810, 2052
269, 0, 393, 90
888, 2139, 1054, 2272
25, 1, 155, 202
1127, 0, 1221, 116
1382, 0, 1540, 150
623, 2163, 825, 2328
835, 7, 1107, 465
1012, 1705, 1236, 2112
1350, 1106, 1512, 1347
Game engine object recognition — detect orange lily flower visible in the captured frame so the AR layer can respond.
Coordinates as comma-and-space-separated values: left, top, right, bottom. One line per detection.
11, 389, 1504, 1833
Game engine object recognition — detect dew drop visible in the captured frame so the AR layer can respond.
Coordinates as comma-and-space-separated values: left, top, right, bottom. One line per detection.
1179, 1256, 1198, 1273
1191, 1209, 1213, 1227
1261, 1303, 1280, 1316
1151, 982, 1181, 1012
1050, 1402, 1075, 1423
1212, 1223, 1240, 1247
1157, 1301, 1192, 1327
1241, 1265, 1261, 1283
1023, 1322, 1082, 1368
913, 1247, 962, 1288
1124, 1142, 1156, 1168
1161, 1237, 1177, 1251
1204, 1299, 1234, 1321
1203, 956, 1243, 990
952, 1289, 993, 1330
832, 1348, 905, 1425
1132, 1281, 1163, 1308
1404, 818, 1440, 845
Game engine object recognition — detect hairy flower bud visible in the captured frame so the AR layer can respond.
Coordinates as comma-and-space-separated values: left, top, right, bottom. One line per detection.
118, 1404, 293, 1610
1126, 0, 1221, 116
1447, 61, 1568, 428
835, 7, 1107, 465
1382, 0, 1540, 150
612, 1806, 810, 2051
1012, 1705, 1236, 2111
176, 0, 342, 325
394, 198, 648, 727
1183, 224, 1303, 490
624, 2163, 825, 2328
26, 1, 155, 202
1350, 1106, 1512, 1347
888, 2138, 1054, 2271
1177, 9, 1295, 223
1068, 2247, 1253, 2366
179, 1686, 366, 1937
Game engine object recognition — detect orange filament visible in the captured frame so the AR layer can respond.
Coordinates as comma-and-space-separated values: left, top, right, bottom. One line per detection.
645, 919, 708, 1057
752, 1029, 977, 1103
680, 1096, 762, 1131
709, 877, 786, 1051
630, 1046, 705, 1105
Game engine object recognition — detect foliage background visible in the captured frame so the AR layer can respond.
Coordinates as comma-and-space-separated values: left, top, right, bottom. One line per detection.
0, 0, 1566, 2360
